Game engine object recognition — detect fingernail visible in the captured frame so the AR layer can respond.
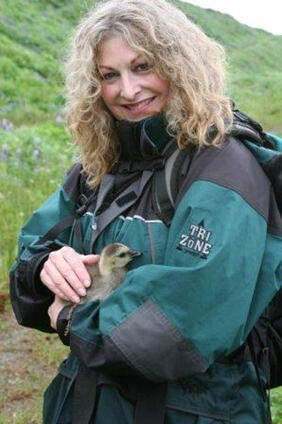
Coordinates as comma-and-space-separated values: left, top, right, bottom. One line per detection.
79, 288, 86, 296
84, 280, 91, 288
72, 296, 80, 303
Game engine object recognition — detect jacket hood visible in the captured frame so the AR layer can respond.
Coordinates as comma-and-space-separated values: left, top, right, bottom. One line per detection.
244, 133, 282, 166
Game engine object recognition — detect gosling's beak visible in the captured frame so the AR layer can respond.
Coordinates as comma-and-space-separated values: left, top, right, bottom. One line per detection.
129, 249, 142, 258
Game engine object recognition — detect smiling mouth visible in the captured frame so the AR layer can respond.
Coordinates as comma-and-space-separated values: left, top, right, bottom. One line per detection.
123, 97, 156, 112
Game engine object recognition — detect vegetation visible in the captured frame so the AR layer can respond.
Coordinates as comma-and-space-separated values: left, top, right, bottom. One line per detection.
0, 0, 281, 422
177, 1, 282, 133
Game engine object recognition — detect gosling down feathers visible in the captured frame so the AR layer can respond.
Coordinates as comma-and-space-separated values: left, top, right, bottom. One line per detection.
81, 243, 141, 303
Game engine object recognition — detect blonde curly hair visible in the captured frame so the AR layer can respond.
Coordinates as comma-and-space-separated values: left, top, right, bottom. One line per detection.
65, 0, 233, 187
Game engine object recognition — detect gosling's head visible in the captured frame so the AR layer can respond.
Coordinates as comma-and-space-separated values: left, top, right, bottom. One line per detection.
99, 243, 141, 275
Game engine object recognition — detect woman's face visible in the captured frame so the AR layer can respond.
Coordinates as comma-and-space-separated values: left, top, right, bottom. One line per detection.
98, 35, 170, 121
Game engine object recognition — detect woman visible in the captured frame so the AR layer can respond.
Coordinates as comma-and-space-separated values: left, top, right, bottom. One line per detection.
10, 0, 282, 423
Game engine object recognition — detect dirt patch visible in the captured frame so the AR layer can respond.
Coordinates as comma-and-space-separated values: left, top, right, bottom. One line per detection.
0, 292, 9, 314
0, 307, 68, 422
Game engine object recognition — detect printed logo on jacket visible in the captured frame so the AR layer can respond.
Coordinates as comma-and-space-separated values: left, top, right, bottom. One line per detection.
177, 220, 213, 259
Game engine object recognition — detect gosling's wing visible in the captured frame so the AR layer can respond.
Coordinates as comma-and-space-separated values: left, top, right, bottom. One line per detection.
83, 267, 127, 303
83, 275, 104, 302
86, 263, 100, 281
107, 268, 127, 290
84, 263, 111, 302
79, 264, 102, 303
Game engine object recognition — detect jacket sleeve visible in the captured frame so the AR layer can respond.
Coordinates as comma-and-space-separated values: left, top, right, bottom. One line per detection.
69, 181, 282, 381
9, 165, 81, 333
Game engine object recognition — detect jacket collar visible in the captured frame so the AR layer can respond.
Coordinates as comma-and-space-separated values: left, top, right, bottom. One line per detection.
115, 114, 174, 161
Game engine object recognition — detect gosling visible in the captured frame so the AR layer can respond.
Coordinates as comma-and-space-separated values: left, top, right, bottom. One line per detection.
63, 243, 140, 337
81, 243, 141, 303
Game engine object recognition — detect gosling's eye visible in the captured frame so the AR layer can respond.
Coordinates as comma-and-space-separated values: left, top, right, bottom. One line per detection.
135, 63, 151, 72
119, 252, 126, 258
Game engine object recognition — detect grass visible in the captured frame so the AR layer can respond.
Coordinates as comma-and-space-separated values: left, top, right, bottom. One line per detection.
0, 0, 282, 421
176, 1, 282, 133
272, 388, 282, 423
0, 124, 73, 289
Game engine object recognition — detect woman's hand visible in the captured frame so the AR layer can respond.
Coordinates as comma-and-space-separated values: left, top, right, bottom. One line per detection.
40, 246, 100, 303
48, 295, 67, 330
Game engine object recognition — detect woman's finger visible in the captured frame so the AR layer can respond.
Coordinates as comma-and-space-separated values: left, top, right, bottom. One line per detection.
43, 260, 81, 303
40, 267, 70, 301
48, 295, 68, 330
48, 249, 88, 294
80, 254, 100, 266
61, 248, 95, 288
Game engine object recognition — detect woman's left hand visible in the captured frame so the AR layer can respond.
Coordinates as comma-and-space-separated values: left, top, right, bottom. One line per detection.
48, 295, 68, 330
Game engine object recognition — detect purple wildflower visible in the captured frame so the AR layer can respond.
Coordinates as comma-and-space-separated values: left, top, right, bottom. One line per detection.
2, 144, 8, 162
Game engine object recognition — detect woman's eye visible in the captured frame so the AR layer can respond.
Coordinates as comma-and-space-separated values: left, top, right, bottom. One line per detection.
135, 63, 151, 72
101, 72, 118, 81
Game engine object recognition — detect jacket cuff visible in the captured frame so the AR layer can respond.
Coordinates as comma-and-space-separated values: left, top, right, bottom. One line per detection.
29, 252, 51, 296
57, 305, 72, 346
15, 251, 50, 296
20, 242, 62, 297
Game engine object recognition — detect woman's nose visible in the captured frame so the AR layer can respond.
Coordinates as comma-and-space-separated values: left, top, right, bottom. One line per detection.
120, 73, 141, 100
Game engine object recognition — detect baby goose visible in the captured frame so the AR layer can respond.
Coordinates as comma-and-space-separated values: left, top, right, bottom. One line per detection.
63, 244, 141, 337
82, 243, 141, 303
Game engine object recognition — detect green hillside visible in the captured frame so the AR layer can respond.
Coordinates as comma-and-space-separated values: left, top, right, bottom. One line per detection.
0, 0, 281, 132
176, 1, 282, 132
0, 0, 83, 126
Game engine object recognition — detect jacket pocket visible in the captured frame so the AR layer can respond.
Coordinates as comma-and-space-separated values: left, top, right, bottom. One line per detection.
166, 407, 229, 423
43, 356, 79, 424
94, 374, 230, 424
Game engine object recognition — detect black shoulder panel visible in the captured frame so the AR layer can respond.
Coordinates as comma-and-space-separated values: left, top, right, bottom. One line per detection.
268, 190, 282, 237
177, 137, 271, 222
63, 163, 83, 203
264, 154, 282, 214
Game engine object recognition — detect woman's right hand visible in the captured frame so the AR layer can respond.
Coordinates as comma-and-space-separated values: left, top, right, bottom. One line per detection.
40, 246, 100, 303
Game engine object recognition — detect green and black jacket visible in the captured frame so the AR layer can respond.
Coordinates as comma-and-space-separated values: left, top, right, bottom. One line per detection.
10, 116, 282, 423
